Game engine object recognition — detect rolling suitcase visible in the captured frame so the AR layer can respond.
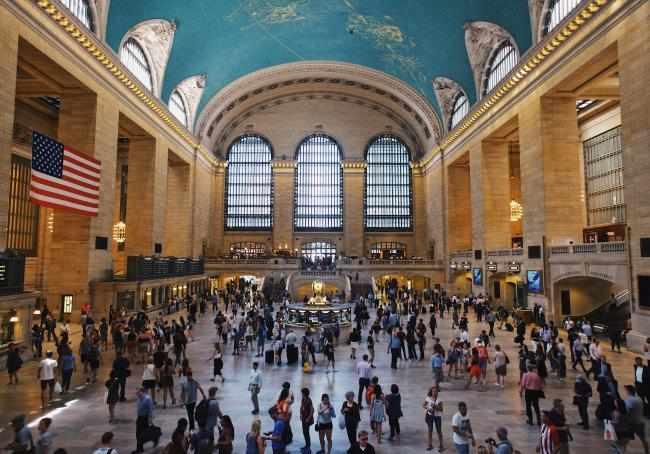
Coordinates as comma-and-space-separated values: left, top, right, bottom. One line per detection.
141, 424, 162, 447
265, 349, 275, 365
287, 345, 298, 365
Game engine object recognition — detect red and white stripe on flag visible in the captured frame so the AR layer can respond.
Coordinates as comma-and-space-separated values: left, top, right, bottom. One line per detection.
30, 147, 101, 217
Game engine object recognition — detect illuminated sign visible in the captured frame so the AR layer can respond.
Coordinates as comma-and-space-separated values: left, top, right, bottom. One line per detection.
507, 262, 521, 273
486, 262, 497, 272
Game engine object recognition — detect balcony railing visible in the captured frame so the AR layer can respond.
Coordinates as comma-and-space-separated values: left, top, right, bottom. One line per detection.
548, 242, 625, 256
449, 250, 473, 260
205, 257, 299, 266
486, 248, 524, 257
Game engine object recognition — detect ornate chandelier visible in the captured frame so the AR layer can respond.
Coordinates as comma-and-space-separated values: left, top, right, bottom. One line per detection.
510, 200, 523, 222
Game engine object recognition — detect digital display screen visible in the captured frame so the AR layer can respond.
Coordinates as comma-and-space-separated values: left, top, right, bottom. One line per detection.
472, 268, 483, 286
527, 270, 543, 293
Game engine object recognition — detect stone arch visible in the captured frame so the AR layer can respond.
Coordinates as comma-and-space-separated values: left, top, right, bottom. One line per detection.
171, 74, 206, 131
432, 77, 469, 131
464, 21, 520, 100
195, 61, 442, 159
119, 18, 177, 98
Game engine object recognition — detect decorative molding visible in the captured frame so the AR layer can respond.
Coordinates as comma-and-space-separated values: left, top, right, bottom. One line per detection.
196, 61, 443, 150
464, 21, 519, 100
272, 160, 297, 169
432, 77, 467, 132
212, 91, 423, 159
342, 160, 367, 169
33, 0, 216, 166
173, 74, 207, 131
420, 0, 612, 171
119, 18, 176, 98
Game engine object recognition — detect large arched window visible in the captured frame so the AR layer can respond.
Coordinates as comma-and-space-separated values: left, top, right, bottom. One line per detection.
60, 0, 94, 31
294, 134, 343, 231
450, 93, 469, 130
365, 135, 412, 231
543, 0, 581, 36
120, 38, 153, 92
225, 134, 273, 230
482, 41, 519, 97
169, 91, 188, 127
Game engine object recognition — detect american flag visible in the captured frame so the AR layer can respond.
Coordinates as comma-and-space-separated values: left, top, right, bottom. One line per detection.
30, 132, 101, 217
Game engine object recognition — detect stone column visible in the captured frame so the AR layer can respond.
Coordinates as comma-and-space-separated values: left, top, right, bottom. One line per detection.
272, 161, 295, 251
472, 140, 512, 251
46, 92, 118, 319
446, 161, 472, 253
412, 168, 427, 255
343, 161, 365, 257
618, 5, 650, 351
165, 160, 192, 256
125, 137, 168, 256
519, 96, 584, 249
0, 14, 18, 250
210, 165, 225, 256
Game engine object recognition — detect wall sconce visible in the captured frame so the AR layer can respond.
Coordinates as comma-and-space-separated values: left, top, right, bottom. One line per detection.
9, 315, 19, 323
32, 309, 42, 316
112, 221, 127, 244
510, 200, 523, 222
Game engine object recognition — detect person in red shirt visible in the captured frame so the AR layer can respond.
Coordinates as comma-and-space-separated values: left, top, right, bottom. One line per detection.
537, 411, 560, 454
520, 366, 545, 426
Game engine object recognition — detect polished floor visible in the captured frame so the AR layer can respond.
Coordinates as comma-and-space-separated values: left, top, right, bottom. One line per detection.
0, 304, 645, 454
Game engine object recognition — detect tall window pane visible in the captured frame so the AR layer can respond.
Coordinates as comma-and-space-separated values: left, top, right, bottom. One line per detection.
483, 41, 519, 97
294, 134, 343, 231
583, 127, 625, 226
169, 91, 188, 128
543, 0, 581, 35
450, 93, 469, 130
225, 134, 273, 230
8, 155, 39, 256
60, 0, 94, 31
365, 135, 412, 231
120, 38, 153, 92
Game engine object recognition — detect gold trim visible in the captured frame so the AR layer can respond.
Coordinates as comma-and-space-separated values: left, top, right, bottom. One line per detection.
420, 0, 610, 169
36, 0, 216, 164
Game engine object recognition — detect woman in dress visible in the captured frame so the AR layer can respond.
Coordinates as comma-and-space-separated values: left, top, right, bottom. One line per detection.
105, 370, 120, 423
6, 343, 22, 385
369, 388, 386, 443
210, 342, 224, 382
216, 415, 234, 454
159, 357, 176, 408
316, 393, 336, 454
245, 419, 265, 454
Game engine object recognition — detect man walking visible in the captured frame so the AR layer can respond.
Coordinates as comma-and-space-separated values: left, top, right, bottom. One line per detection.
451, 402, 475, 454
356, 354, 371, 409
249, 361, 262, 415
112, 350, 130, 402
520, 365, 544, 426
133, 388, 155, 454
37, 351, 58, 409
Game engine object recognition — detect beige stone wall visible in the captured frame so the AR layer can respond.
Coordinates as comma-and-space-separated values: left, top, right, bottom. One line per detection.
165, 161, 192, 257
446, 160, 472, 253
343, 167, 364, 257
191, 160, 213, 256
423, 161, 445, 262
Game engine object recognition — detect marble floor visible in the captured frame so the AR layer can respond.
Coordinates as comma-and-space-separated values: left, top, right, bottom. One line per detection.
0, 305, 646, 454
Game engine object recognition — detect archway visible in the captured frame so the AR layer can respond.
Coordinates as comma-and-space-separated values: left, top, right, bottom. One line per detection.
552, 276, 629, 324
487, 272, 524, 309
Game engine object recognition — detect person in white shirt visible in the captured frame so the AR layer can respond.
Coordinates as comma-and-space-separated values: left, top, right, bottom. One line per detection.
356, 355, 372, 409
588, 339, 602, 379
423, 386, 444, 452
582, 321, 592, 337
38, 351, 58, 409
92, 431, 119, 454
249, 362, 262, 415
141, 358, 157, 404
451, 401, 475, 453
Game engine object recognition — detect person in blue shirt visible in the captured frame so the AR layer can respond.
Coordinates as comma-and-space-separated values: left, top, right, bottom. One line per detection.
431, 348, 444, 384
387, 328, 402, 369
59, 345, 75, 393
133, 388, 155, 454
270, 415, 287, 454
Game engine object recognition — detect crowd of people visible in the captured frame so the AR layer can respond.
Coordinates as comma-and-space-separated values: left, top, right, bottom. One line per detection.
3, 281, 650, 454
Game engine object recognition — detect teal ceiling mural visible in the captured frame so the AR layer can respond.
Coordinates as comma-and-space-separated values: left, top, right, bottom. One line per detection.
106, 0, 532, 116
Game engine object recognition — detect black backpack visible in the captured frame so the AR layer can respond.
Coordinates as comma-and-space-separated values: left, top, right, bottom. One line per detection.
195, 399, 209, 427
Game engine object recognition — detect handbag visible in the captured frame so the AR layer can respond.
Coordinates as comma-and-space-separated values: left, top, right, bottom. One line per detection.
603, 419, 617, 441
54, 381, 62, 394
338, 417, 346, 430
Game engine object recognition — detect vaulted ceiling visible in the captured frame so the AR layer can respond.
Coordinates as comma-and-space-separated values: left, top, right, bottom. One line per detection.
105, 0, 533, 119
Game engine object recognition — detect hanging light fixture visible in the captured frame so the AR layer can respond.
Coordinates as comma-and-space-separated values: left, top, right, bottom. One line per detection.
510, 200, 523, 222
112, 221, 127, 244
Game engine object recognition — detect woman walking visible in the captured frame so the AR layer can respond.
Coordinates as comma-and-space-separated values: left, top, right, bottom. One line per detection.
316, 393, 336, 454
245, 419, 266, 454
369, 388, 386, 443
159, 358, 176, 408
105, 370, 120, 423
385, 384, 403, 441
210, 343, 224, 382
216, 415, 234, 454
494, 345, 508, 388
341, 391, 361, 450
423, 386, 444, 452
6, 343, 22, 385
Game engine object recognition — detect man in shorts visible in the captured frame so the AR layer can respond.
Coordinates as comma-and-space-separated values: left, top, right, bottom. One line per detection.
38, 351, 58, 408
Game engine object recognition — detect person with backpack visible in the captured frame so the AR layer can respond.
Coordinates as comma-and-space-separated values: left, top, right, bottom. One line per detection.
181, 370, 206, 431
